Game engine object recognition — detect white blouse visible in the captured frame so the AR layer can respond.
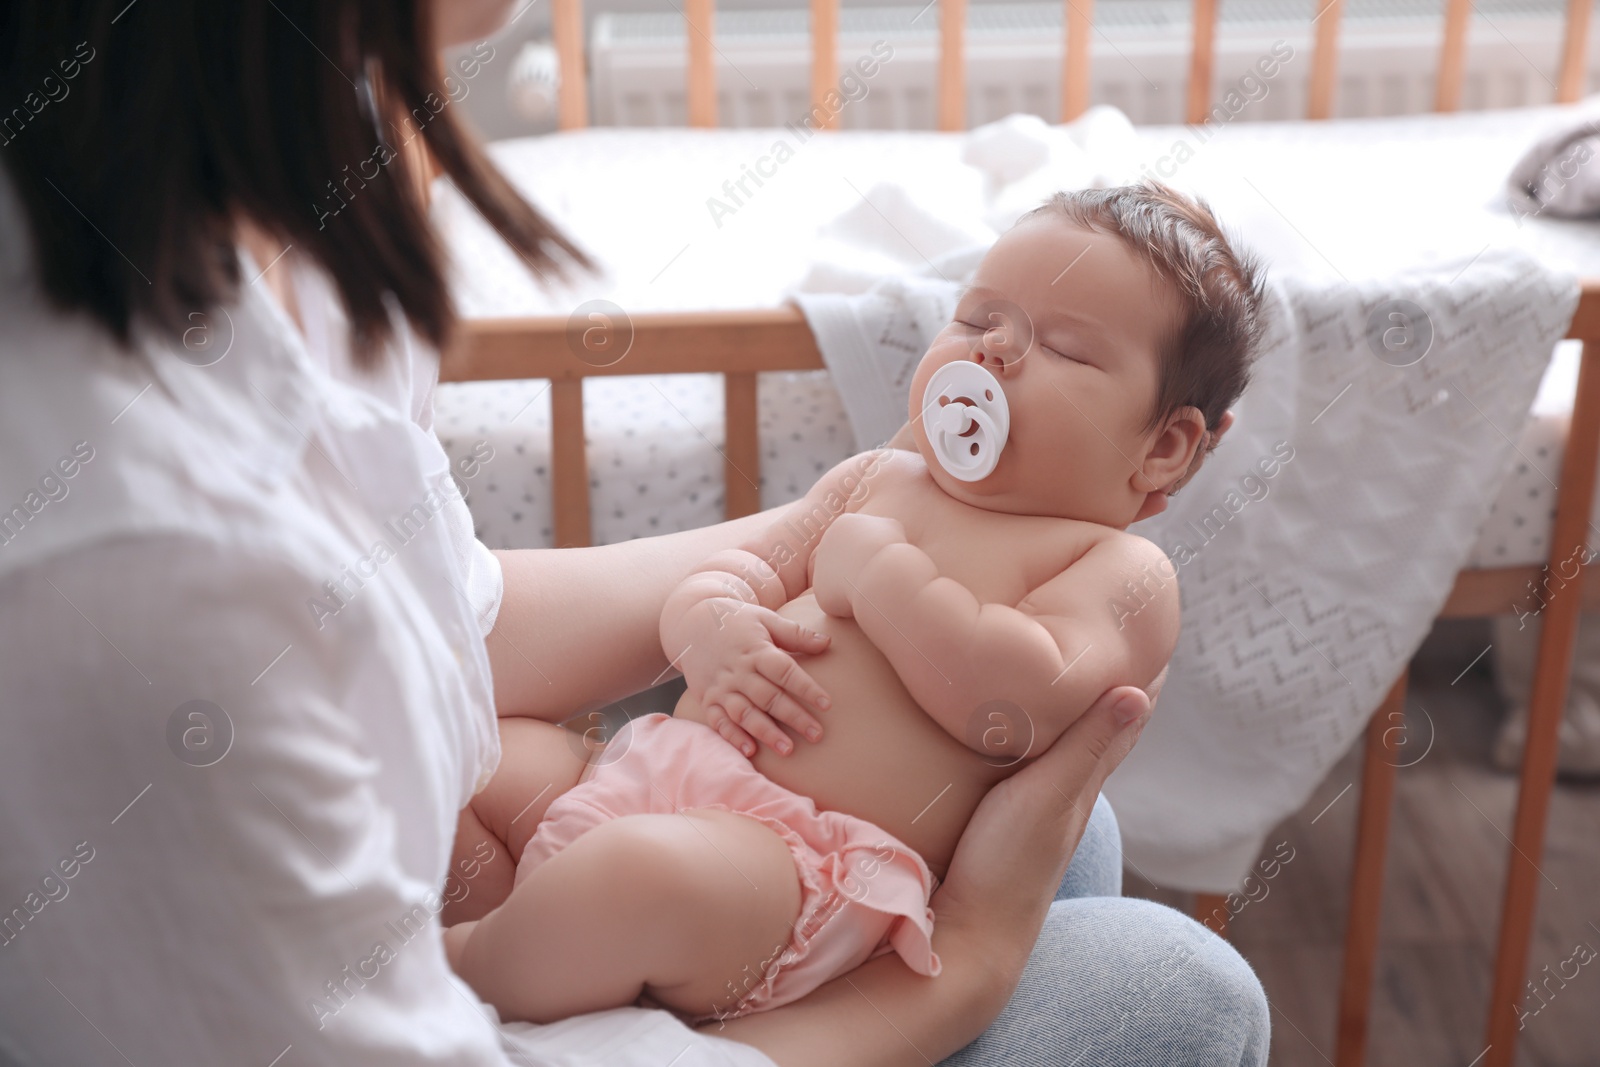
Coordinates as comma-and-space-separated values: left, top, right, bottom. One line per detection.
0, 170, 771, 1067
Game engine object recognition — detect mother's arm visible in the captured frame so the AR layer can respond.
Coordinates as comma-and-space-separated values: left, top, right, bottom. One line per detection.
487, 501, 806, 720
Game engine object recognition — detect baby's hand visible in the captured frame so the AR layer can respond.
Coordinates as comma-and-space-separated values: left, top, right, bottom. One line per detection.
809, 513, 908, 618
675, 596, 832, 757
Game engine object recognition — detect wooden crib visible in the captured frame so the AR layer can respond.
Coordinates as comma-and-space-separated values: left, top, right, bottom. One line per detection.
439, 1, 1600, 1063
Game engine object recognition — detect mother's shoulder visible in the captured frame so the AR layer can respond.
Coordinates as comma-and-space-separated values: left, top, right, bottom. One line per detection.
0, 293, 317, 580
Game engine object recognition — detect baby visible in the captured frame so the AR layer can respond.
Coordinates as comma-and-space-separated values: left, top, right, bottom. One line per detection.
444, 180, 1265, 1027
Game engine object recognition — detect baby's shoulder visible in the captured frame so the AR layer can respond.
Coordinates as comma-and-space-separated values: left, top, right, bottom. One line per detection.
1019, 527, 1179, 647
1020, 524, 1170, 598
811, 447, 919, 504
1066, 526, 1172, 575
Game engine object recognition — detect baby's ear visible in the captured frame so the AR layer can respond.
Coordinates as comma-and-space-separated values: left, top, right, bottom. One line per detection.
1139, 407, 1207, 495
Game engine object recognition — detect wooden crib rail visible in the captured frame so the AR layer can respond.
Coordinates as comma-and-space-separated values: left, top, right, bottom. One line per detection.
449, 309, 822, 382
442, 308, 821, 547
443, 286, 1600, 551
547, 0, 1594, 133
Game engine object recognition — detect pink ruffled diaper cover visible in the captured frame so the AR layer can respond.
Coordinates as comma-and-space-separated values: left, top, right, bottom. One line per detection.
515, 712, 942, 1022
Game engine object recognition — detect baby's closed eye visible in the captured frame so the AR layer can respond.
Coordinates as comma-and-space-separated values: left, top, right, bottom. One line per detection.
1044, 344, 1098, 367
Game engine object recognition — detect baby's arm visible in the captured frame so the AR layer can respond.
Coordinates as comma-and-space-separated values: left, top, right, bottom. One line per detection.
659, 448, 894, 755
821, 527, 1179, 759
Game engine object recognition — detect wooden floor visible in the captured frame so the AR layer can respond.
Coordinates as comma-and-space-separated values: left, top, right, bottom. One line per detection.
1124, 619, 1600, 1067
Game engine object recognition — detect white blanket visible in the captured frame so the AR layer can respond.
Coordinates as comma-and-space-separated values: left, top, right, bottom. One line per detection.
793, 117, 1581, 891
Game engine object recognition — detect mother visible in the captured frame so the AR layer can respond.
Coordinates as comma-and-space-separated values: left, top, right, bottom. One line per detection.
0, 2, 1268, 1064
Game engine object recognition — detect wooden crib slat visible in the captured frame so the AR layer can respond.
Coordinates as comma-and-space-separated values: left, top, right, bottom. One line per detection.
811, 0, 841, 130
550, 379, 592, 547
1334, 672, 1406, 1067
552, 0, 589, 130
1435, 0, 1472, 113
938, 0, 967, 131
1185, 0, 1219, 124
1307, 0, 1344, 120
723, 374, 763, 519
1558, 0, 1594, 103
686, 0, 717, 127
1061, 0, 1094, 122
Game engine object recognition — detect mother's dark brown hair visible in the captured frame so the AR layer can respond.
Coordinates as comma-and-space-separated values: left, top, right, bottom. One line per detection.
0, 1, 590, 364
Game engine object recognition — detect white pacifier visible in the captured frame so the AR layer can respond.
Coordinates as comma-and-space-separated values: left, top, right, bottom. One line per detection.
920, 361, 1010, 482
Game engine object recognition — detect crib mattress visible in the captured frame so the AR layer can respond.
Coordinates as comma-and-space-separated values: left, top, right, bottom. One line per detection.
434, 106, 1600, 563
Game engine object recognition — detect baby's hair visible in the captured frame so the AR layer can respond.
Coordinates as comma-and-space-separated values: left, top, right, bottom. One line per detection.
1020, 180, 1267, 482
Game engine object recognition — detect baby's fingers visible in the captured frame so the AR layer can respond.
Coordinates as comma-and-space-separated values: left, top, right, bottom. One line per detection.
764, 614, 831, 658
706, 703, 759, 759
720, 693, 796, 756
755, 648, 829, 735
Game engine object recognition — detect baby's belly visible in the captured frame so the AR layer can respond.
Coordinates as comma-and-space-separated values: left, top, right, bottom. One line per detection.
673, 593, 1013, 882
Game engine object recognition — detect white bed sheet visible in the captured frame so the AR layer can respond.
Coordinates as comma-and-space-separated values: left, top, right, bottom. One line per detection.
435, 106, 1600, 561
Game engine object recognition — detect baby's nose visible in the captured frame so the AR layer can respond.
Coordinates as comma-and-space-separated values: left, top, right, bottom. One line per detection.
975, 325, 1024, 373
965, 300, 1034, 375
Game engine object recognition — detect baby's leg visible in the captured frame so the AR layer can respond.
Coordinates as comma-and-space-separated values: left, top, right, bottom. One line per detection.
444, 717, 590, 925
447, 808, 801, 1024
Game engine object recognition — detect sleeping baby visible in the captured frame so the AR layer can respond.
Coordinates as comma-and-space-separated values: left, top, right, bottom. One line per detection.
443, 179, 1266, 1026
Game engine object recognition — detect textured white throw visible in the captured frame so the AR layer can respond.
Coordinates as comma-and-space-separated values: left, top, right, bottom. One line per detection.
797, 229, 1579, 891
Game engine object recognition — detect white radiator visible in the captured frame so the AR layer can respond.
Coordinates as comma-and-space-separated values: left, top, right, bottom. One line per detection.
588, 0, 1598, 129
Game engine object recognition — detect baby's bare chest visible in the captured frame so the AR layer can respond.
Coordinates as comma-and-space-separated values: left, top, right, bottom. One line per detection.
853, 463, 1106, 608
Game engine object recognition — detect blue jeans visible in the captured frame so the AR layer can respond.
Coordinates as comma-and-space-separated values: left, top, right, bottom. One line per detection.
940, 796, 1271, 1066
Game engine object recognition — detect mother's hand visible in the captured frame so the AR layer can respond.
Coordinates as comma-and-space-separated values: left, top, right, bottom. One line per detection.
932, 668, 1165, 993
